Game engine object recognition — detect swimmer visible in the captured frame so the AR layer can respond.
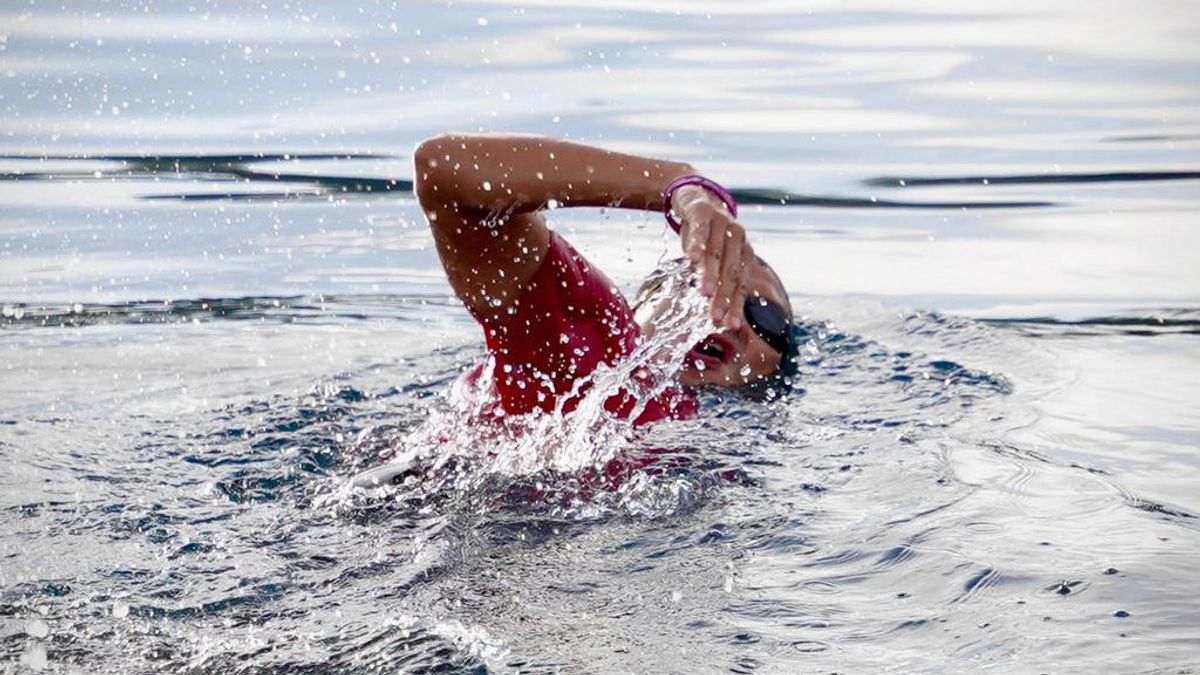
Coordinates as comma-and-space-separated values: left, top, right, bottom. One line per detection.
354, 135, 797, 488
413, 134, 795, 425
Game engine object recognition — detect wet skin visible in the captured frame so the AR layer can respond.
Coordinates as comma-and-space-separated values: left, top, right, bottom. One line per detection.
413, 134, 789, 389
662, 183, 791, 387
640, 258, 788, 388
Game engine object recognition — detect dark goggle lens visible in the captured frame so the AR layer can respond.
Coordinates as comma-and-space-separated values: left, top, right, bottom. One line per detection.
743, 296, 789, 354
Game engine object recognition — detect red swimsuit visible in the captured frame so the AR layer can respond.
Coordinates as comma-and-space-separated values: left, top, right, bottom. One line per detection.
463, 232, 697, 425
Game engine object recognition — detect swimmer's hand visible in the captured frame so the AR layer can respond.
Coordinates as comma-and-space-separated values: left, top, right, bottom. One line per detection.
671, 185, 753, 331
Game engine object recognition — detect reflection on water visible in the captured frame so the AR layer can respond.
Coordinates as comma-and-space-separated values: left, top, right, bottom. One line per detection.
2, 0, 1199, 672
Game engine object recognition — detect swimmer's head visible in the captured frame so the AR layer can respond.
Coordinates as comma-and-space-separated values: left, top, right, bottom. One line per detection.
635, 255, 797, 394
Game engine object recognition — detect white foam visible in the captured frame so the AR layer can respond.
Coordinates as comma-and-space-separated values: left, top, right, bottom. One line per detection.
349, 259, 711, 489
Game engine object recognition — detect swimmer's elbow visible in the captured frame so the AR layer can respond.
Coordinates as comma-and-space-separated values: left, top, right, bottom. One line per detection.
413, 134, 511, 219
413, 135, 455, 212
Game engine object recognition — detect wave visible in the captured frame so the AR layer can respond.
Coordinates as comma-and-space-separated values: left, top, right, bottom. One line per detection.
7, 153, 1196, 208
864, 169, 1200, 188
0, 294, 461, 328
981, 310, 1200, 337
2, 152, 1056, 209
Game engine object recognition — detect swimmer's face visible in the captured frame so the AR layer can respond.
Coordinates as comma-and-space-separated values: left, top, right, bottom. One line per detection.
640, 257, 791, 389
679, 258, 789, 388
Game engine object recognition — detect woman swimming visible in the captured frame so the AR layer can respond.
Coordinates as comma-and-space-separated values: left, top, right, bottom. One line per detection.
352, 135, 795, 488
412, 134, 795, 425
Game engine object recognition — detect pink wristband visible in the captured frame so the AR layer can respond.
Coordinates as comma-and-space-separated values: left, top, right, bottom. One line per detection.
662, 175, 739, 233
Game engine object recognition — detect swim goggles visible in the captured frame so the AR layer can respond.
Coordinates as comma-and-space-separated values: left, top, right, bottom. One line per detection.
743, 295, 790, 355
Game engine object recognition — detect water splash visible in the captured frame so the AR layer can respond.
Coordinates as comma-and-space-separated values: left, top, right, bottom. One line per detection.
344, 259, 713, 500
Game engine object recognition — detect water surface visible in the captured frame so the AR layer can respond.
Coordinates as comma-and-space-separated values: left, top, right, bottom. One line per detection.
2, 1, 1199, 672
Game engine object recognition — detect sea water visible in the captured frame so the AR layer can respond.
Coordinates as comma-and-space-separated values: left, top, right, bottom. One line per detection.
2, 1, 1199, 672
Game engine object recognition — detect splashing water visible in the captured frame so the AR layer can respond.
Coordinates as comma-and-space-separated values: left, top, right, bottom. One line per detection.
343, 258, 712, 499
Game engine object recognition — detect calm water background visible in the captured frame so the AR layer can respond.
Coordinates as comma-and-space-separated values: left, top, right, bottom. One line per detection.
2, 1, 1199, 672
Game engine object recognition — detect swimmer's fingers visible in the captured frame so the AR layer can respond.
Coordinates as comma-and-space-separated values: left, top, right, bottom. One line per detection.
671, 185, 741, 299
699, 208, 732, 297
712, 226, 750, 329
723, 241, 756, 333
680, 212, 710, 270
676, 189, 710, 267
726, 241, 755, 329
676, 199, 720, 292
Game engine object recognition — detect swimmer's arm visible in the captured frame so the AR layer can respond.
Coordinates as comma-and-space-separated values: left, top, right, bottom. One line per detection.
413, 134, 694, 319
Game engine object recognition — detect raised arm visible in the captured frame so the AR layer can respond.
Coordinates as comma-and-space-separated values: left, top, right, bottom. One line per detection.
412, 134, 753, 329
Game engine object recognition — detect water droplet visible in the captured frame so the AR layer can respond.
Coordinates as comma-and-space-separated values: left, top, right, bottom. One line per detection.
739, 365, 751, 377
670, 590, 682, 602
26, 619, 50, 638
20, 642, 48, 671
112, 601, 129, 618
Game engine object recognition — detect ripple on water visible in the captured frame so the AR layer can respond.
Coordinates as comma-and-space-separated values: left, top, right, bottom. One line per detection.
791, 639, 831, 653
798, 580, 842, 595
2, 290, 1189, 673
955, 567, 1004, 604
